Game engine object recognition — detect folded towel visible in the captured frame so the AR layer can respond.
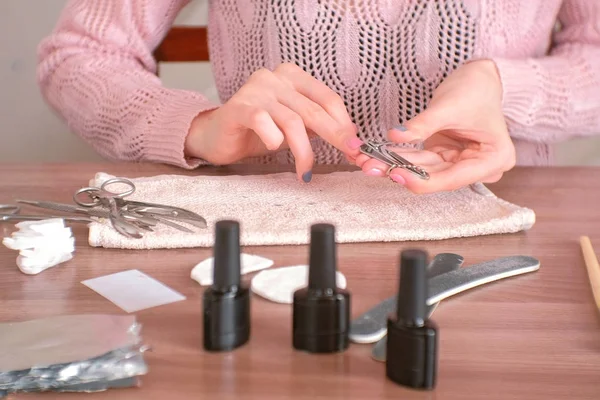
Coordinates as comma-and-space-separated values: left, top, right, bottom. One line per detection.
87, 171, 535, 249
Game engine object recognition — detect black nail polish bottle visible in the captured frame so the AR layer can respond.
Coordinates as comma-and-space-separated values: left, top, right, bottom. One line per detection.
292, 223, 351, 353
202, 220, 250, 352
386, 249, 438, 390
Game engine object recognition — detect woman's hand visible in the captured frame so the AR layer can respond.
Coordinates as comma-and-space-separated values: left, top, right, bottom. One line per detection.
356, 60, 516, 193
185, 63, 361, 182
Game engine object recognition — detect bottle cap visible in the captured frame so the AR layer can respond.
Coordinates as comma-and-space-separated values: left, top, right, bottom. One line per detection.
395, 249, 428, 326
386, 248, 438, 390
212, 220, 241, 291
308, 223, 337, 291
292, 223, 350, 353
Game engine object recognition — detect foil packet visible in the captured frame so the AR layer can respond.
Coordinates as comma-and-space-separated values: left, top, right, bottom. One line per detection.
0, 314, 148, 397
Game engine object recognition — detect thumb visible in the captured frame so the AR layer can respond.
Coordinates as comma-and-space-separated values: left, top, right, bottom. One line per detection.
388, 106, 451, 144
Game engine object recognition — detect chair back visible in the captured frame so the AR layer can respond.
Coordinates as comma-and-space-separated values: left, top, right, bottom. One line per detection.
154, 26, 209, 66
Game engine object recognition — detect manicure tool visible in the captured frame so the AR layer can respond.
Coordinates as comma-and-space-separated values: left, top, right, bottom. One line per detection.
16, 200, 193, 234
74, 177, 207, 229
367, 255, 541, 362
349, 253, 464, 344
579, 236, 600, 313
0, 204, 93, 224
71, 177, 207, 237
359, 140, 430, 180
351, 255, 540, 345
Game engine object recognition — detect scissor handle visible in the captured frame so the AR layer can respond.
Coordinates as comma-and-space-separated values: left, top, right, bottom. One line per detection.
73, 177, 136, 207
0, 204, 20, 215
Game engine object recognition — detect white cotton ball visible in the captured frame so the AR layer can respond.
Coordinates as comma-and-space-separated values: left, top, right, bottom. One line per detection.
191, 253, 274, 286
17, 252, 74, 275
2, 218, 76, 275
14, 218, 66, 232
19, 237, 75, 258
3, 235, 74, 251
251, 265, 347, 304
11, 227, 72, 241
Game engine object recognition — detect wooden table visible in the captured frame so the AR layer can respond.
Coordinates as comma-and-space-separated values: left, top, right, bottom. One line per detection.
1, 163, 599, 400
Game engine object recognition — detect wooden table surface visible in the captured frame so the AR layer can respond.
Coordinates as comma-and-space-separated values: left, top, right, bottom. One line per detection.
1, 163, 599, 400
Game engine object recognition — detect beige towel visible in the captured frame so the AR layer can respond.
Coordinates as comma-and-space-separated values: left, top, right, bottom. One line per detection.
87, 171, 535, 249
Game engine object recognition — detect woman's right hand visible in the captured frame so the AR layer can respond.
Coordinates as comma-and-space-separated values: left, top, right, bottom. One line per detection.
184, 63, 362, 182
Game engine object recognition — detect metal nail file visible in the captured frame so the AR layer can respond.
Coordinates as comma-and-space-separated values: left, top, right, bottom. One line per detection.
349, 253, 465, 344
371, 255, 541, 362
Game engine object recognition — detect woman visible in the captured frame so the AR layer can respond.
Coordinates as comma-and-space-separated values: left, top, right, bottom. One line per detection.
37, 1, 600, 193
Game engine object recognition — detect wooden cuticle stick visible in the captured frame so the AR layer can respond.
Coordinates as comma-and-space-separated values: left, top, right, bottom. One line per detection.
579, 236, 600, 312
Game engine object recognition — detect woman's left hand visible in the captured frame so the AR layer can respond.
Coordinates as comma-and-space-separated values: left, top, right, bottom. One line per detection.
355, 60, 516, 194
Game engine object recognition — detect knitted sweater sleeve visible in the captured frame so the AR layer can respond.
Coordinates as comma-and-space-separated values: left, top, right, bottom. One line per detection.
37, 0, 218, 168
492, 0, 600, 143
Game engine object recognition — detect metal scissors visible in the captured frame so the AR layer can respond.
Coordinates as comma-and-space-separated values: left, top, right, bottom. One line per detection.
73, 177, 207, 234
71, 177, 145, 238
14, 200, 159, 230
359, 140, 430, 180
0, 204, 93, 223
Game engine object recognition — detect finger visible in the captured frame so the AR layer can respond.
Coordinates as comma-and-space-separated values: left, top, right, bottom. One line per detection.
355, 153, 371, 168
273, 64, 361, 155
276, 88, 362, 157
388, 155, 504, 194
387, 105, 452, 144
236, 104, 285, 151
274, 63, 354, 127
481, 172, 503, 183
344, 153, 356, 165
267, 102, 315, 182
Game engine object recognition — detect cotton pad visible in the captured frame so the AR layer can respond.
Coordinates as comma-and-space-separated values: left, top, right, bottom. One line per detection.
2, 218, 75, 275
17, 253, 74, 275
191, 253, 274, 286
251, 265, 347, 304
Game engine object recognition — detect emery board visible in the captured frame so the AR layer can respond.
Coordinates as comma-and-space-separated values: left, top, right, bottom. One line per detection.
351, 255, 540, 344
349, 253, 465, 344
371, 255, 541, 362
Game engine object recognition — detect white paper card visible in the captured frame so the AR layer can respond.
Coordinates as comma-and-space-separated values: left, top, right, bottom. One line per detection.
82, 270, 186, 313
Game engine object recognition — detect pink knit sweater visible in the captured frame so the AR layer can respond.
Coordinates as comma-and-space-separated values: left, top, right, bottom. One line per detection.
37, 0, 600, 168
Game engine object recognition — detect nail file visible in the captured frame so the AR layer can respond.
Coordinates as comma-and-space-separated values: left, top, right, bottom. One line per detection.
371, 255, 541, 362
349, 253, 464, 344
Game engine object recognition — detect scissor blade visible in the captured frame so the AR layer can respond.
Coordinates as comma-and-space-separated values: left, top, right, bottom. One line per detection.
17, 200, 160, 227
1, 214, 93, 223
16, 200, 108, 217
135, 211, 207, 229
118, 200, 207, 228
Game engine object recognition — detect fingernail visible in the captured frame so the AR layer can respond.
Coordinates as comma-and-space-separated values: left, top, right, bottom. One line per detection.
393, 125, 408, 132
365, 168, 385, 177
302, 171, 313, 183
346, 137, 363, 150
390, 174, 406, 185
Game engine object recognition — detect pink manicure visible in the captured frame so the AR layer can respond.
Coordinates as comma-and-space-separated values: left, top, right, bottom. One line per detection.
390, 174, 406, 185
365, 168, 384, 177
347, 137, 363, 150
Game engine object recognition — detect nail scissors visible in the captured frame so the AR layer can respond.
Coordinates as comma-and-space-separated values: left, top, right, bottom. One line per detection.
73, 177, 207, 234
74, 177, 207, 227
359, 140, 430, 180
15, 200, 159, 231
